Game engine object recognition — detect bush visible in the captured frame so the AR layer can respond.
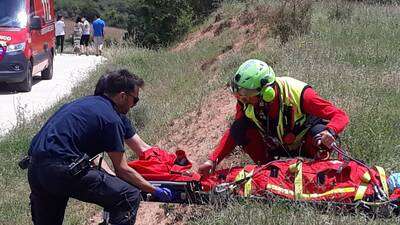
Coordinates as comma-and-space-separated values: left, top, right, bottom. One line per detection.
56, 0, 220, 47
126, 0, 194, 48
328, 1, 353, 22
269, 0, 313, 44
126, 0, 221, 48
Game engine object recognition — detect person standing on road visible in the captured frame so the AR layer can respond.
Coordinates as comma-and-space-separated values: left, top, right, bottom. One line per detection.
73, 16, 83, 55
55, 15, 65, 54
92, 14, 106, 56
80, 17, 91, 55
198, 59, 349, 174
27, 69, 172, 225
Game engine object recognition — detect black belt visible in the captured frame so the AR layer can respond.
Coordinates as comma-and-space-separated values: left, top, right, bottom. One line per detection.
29, 155, 74, 166
30, 154, 91, 177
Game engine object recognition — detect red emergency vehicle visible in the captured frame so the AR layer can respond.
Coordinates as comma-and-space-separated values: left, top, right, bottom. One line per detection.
0, 0, 55, 92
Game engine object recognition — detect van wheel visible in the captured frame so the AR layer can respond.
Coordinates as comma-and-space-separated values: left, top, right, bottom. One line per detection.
14, 61, 33, 92
41, 53, 53, 80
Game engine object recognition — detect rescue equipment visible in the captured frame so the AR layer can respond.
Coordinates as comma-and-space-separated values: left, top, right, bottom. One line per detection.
127, 146, 400, 215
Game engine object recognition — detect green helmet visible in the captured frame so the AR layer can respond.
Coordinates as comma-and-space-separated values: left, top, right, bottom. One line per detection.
231, 59, 276, 92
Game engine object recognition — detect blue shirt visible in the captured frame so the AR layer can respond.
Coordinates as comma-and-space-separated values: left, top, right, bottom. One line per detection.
29, 96, 126, 161
121, 114, 136, 139
92, 18, 105, 37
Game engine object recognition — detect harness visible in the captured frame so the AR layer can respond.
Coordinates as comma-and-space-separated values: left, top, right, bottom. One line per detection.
244, 77, 314, 150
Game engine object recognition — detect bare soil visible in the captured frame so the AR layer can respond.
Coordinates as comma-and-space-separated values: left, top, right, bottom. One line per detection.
135, 88, 243, 225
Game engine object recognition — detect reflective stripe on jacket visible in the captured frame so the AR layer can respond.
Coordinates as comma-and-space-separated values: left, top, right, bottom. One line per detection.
244, 77, 310, 150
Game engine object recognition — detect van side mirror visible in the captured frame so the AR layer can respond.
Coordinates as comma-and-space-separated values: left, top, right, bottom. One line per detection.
30, 16, 42, 30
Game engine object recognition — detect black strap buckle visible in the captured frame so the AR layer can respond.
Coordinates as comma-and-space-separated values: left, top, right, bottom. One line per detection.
68, 154, 91, 176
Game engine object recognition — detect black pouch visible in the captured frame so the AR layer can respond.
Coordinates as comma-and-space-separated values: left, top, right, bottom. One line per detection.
68, 154, 91, 176
18, 156, 30, 170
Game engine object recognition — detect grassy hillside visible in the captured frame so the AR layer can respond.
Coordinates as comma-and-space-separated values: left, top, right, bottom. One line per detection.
0, 0, 399, 224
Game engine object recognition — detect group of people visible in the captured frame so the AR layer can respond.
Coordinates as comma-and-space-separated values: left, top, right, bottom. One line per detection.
55, 14, 105, 56
25, 59, 397, 225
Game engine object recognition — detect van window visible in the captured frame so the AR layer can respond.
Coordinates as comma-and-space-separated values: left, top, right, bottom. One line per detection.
0, 0, 27, 28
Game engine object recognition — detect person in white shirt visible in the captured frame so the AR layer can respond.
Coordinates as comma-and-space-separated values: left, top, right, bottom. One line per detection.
80, 17, 91, 55
55, 15, 65, 54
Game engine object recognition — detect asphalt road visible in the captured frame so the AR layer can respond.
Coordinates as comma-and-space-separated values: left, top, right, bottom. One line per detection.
0, 54, 104, 136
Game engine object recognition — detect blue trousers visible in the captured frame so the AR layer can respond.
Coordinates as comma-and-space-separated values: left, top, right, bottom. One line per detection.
28, 160, 141, 225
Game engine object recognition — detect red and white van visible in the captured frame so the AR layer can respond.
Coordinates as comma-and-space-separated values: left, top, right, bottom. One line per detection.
0, 0, 55, 92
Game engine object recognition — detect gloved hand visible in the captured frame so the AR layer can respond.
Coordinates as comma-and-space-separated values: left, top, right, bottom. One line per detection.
198, 160, 216, 175
152, 187, 173, 202
387, 173, 400, 193
314, 129, 336, 149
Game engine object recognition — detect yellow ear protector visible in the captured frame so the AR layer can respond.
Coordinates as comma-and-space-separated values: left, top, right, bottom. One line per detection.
260, 78, 276, 102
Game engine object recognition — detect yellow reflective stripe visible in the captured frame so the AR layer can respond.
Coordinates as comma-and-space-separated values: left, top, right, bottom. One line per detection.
244, 105, 265, 132
244, 177, 253, 197
354, 171, 371, 201
289, 161, 303, 199
361, 172, 371, 183
235, 169, 246, 182
275, 77, 308, 143
374, 166, 389, 197
234, 169, 254, 197
301, 187, 356, 199
243, 170, 254, 197
266, 184, 294, 196
266, 184, 355, 199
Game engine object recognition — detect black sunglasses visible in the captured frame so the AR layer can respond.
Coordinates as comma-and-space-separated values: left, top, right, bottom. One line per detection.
125, 92, 140, 104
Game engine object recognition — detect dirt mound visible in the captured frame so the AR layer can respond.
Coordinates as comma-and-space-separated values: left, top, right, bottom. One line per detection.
172, 9, 269, 54
134, 88, 236, 225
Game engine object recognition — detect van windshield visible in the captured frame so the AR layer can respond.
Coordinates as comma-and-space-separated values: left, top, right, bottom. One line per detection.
0, 0, 27, 28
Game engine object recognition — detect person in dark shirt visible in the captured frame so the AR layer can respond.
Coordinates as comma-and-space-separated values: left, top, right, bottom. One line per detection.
93, 73, 152, 158
28, 69, 172, 225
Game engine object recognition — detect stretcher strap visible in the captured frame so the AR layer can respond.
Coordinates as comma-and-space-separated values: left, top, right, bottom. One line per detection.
235, 169, 254, 197
354, 171, 371, 201
289, 161, 303, 200
374, 166, 389, 197
266, 184, 355, 199
300, 187, 355, 199
266, 184, 294, 196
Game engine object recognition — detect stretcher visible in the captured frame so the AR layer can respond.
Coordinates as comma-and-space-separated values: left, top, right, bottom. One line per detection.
127, 146, 400, 216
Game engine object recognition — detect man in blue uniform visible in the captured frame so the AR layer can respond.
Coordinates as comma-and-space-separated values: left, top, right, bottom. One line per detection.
27, 69, 171, 225
94, 73, 152, 158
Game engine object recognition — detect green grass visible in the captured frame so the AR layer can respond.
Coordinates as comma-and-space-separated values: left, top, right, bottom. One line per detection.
0, 0, 400, 224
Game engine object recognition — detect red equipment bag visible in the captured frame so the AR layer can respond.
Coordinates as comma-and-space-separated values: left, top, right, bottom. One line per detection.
127, 146, 201, 182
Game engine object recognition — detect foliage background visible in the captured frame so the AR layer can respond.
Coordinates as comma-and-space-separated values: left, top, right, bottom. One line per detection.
0, 0, 399, 224
55, 0, 220, 47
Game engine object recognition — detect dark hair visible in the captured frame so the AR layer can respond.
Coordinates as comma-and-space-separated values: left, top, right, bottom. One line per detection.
57, 15, 63, 21
76, 16, 82, 23
94, 69, 144, 96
